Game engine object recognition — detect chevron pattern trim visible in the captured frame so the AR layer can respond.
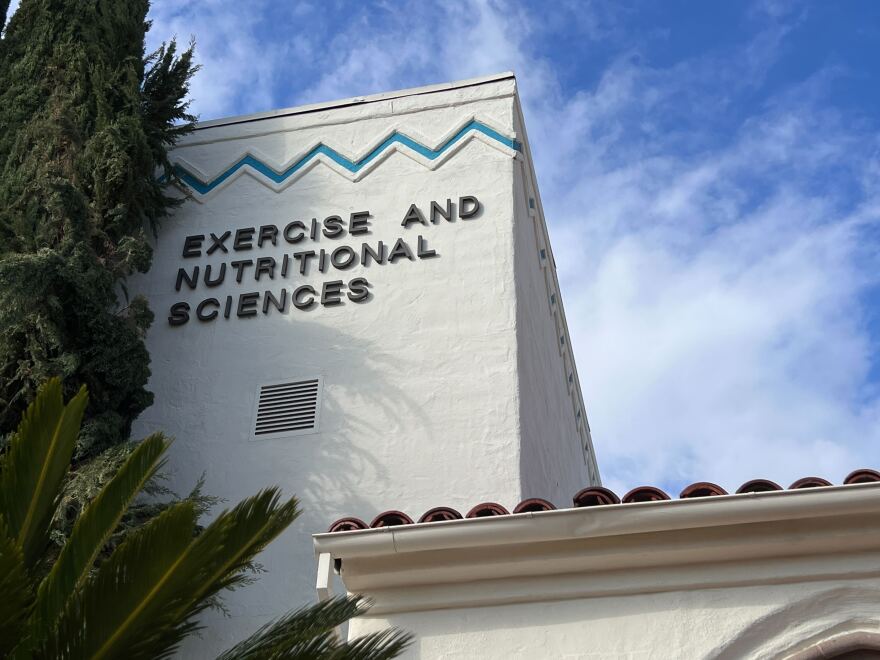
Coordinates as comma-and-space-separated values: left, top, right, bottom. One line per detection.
171, 119, 521, 196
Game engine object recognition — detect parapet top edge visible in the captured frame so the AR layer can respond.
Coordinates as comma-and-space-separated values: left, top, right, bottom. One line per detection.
191, 72, 517, 131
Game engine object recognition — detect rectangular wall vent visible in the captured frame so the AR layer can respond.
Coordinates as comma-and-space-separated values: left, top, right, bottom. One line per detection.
252, 377, 323, 438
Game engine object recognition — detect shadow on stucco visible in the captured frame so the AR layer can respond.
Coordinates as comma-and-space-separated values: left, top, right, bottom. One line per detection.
140, 313, 435, 656
131, 173, 449, 655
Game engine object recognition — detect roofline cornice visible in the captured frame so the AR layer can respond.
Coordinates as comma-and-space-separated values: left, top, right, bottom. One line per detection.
313, 483, 880, 614
314, 482, 880, 558
189, 72, 516, 132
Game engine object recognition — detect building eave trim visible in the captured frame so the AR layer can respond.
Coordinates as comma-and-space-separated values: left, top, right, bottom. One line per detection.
192, 72, 517, 130
313, 482, 880, 560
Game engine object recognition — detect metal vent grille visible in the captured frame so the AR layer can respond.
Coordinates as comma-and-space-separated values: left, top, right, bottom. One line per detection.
253, 378, 322, 438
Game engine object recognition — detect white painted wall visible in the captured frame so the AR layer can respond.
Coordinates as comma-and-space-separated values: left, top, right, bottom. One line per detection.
350, 578, 880, 659
512, 138, 596, 504
129, 75, 595, 656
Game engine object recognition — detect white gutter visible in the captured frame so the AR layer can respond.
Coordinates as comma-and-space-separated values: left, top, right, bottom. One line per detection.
313, 482, 880, 559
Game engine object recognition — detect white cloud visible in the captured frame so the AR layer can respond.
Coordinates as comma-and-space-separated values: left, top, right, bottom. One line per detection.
296, 0, 557, 110
147, 0, 279, 120
3, 0, 19, 30
548, 65, 880, 494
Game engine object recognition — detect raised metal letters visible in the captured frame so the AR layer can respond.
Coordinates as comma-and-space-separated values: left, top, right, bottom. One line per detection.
168, 196, 481, 325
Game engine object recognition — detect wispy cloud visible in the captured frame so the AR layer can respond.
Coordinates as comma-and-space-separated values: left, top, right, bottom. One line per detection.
543, 65, 880, 493
3, 0, 20, 30
145, 0, 880, 495
147, 0, 280, 119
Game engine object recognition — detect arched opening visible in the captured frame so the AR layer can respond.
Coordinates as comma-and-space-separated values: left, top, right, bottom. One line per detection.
709, 587, 880, 659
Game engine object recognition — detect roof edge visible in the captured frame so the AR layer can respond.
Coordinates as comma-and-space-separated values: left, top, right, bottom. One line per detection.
193, 71, 516, 131
312, 483, 880, 615
313, 482, 880, 559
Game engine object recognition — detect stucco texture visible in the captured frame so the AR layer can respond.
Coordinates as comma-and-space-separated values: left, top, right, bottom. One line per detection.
129, 77, 593, 655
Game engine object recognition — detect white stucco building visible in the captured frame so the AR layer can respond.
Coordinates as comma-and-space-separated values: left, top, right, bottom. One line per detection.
131, 73, 598, 654
131, 72, 880, 659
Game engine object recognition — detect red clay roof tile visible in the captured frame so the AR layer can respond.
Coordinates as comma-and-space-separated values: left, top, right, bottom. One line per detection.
573, 486, 620, 507
622, 486, 671, 503
465, 502, 509, 518
418, 506, 463, 523
789, 476, 832, 489
736, 479, 782, 493
326, 468, 878, 533
844, 468, 880, 484
679, 482, 727, 498
328, 517, 368, 533
370, 510, 414, 528
512, 498, 556, 513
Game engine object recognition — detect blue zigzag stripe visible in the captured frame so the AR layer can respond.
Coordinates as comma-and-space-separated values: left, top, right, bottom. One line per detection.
172, 120, 522, 195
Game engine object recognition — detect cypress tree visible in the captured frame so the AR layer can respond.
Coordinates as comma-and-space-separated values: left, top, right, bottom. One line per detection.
0, 0, 196, 459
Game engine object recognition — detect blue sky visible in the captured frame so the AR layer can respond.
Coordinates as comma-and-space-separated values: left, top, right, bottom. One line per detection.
13, 0, 879, 496
151, 0, 880, 496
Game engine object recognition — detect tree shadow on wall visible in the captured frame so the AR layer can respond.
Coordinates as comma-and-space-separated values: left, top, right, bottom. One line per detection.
191, 310, 437, 627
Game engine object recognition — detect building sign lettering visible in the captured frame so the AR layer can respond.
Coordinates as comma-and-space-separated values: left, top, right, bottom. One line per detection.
168, 195, 482, 325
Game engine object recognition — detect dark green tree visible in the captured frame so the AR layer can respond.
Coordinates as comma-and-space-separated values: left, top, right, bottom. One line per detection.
0, 0, 194, 459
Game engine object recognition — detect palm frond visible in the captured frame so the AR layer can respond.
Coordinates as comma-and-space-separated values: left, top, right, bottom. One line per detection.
45, 488, 299, 660
0, 379, 395, 659
216, 595, 411, 660
233, 623, 410, 660
0, 379, 88, 568
42, 500, 200, 660
30, 433, 170, 635
162, 487, 300, 618
0, 519, 31, 657
216, 596, 365, 659
330, 628, 413, 660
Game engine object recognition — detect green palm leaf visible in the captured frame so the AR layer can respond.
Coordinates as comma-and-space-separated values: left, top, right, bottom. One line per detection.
0, 378, 88, 568
217, 595, 365, 658
43, 500, 200, 660
29, 433, 170, 636
170, 488, 300, 617
45, 488, 299, 660
0, 519, 31, 656
335, 628, 413, 660
0, 379, 407, 659
216, 596, 412, 660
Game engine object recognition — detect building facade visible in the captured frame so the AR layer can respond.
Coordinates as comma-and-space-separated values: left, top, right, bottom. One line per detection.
316, 473, 880, 659
130, 73, 598, 654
